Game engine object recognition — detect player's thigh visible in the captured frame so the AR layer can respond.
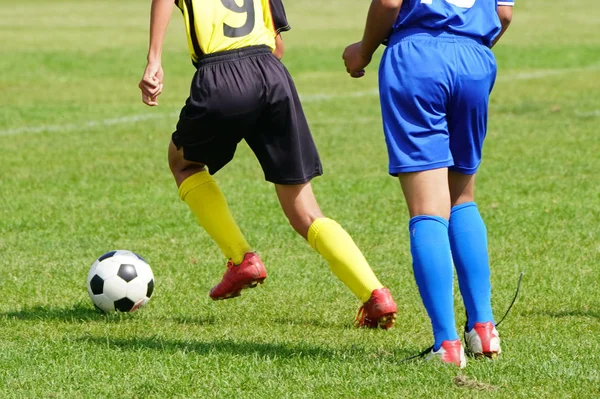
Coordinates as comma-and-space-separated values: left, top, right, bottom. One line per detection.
448, 44, 497, 175
246, 56, 323, 185
379, 41, 453, 176
172, 53, 264, 175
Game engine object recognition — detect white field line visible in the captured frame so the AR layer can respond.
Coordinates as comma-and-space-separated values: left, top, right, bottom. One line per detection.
300, 89, 378, 102
1, 65, 598, 137
0, 112, 179, 137
574, 110, 600, 117
497, 65, 599, 81
0, 90, 378, 137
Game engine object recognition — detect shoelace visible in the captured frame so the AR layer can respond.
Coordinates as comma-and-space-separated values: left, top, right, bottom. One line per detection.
399, 271, 524, 363
355, 305, 368, 326
490, 271, 524, 328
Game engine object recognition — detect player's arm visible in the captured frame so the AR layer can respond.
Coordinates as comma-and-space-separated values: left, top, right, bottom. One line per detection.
139, 0, 174, 106
267, 0, 291, 59
273, 34, 284, 59
343, 0, 403, 78
492, 5, 513, 47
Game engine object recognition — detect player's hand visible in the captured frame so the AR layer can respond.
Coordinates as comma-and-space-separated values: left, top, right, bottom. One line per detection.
342, 42, 371, 78
139, 62, 164, 106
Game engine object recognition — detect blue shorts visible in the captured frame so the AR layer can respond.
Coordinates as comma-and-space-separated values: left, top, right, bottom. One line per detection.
379, 29, 497, 175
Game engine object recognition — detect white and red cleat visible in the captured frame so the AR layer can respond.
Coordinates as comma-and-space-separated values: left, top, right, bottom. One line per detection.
427, 339, 467, 368
464, 321, 501, 358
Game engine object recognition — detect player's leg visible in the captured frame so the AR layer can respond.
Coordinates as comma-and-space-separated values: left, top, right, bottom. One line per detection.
170, 48, 273, 300
247, 53, 396, 328
169, 141, 252, 264
448, 171, 499, 357
447, 42, 499, 357
398, 168, 459, 348
448, 172, 494, 329
379, 36, 463, 365
274, 182, 396, 328
169, 141, 264, 300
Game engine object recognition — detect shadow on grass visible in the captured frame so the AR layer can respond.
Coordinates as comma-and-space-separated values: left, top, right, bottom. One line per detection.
271, 317, 354, 330
78, 335, 338, 360
77, 336, 418, 362
172, 315, 349, 329
169, 315, 218, 326
1, 303, 117, 323
172, 307, 365, 329
541, 309, 600, 319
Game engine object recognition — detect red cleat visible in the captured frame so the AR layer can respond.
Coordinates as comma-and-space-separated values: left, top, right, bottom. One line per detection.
209, 252, 267, 300
355, 287, 397, 329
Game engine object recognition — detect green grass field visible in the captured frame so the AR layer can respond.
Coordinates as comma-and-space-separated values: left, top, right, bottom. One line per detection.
1, 0, 599, 397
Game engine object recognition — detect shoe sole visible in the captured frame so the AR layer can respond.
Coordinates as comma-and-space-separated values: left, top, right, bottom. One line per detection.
210, 277, 266, 301
378, 313, 397, 329
469, 351, 500, 359
356, 312, 397, 329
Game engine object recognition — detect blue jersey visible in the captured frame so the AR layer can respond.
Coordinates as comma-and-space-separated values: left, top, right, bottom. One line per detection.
392, 0, 515, 47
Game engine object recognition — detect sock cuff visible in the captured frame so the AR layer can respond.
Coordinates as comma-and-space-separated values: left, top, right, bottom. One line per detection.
451, 202, 477, 215
178, 171, 213, 201
307, 217, 338, 250
409, 215, 449, 231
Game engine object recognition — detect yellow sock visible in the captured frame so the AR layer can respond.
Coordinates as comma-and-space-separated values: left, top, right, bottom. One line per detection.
178, 171, 251, 264
308, 218, 383, 303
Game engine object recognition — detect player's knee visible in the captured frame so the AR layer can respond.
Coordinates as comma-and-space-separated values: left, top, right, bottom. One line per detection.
168, 152, 206, 186
168, 154, 185, 176
172, 165, 207, 187
168, 141, 206, 185
168, 141, 183, 172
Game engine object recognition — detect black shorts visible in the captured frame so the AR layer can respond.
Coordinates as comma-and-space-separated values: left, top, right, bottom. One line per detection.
172, 45, 323, 185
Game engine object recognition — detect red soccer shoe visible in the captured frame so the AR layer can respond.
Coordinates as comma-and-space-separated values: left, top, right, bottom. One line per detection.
355, 287, 398, 329
209, 252, 267, 300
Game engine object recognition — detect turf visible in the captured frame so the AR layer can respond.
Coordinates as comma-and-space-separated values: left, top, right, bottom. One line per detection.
1, 0, 599, 398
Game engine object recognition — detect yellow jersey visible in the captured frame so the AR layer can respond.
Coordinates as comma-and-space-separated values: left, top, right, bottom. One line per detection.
174, 0, 290, 63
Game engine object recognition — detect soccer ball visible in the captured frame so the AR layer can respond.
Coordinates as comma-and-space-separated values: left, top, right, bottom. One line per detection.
87, 250, 155, 313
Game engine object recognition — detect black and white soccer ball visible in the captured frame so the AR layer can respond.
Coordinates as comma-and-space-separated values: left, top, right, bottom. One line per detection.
87, 250, 154, 313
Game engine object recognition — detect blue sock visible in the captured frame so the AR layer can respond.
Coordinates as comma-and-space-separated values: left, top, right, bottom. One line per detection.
449, 202, 495, 331
409, 215, 459, 351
